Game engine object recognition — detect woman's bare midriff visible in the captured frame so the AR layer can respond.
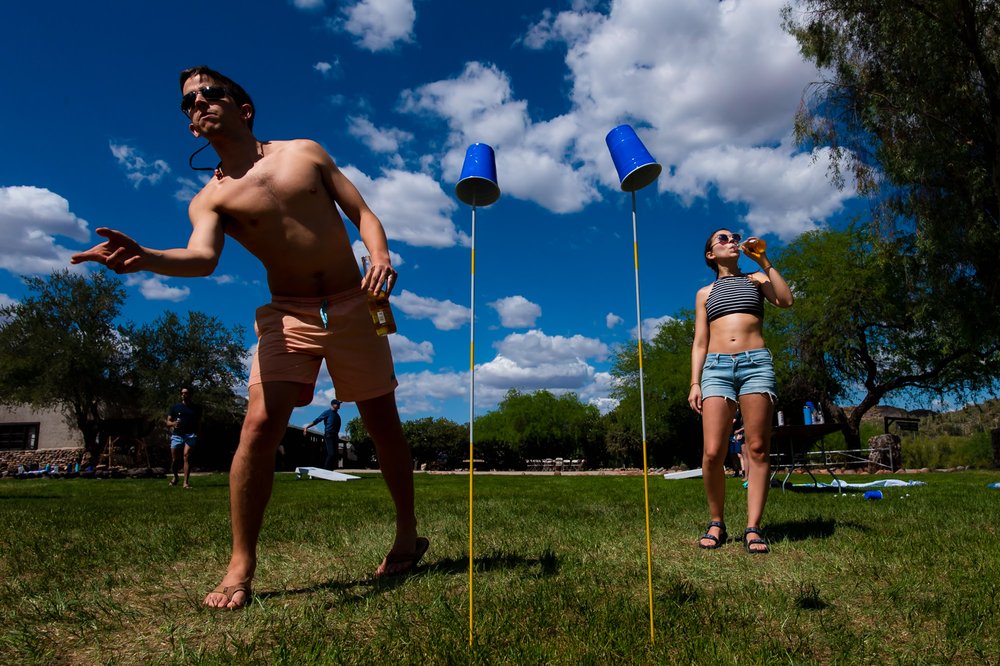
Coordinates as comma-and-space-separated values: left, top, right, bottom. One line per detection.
707, 313, 765, 354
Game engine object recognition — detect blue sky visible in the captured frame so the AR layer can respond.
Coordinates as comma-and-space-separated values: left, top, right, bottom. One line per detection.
0, 0, 859, 432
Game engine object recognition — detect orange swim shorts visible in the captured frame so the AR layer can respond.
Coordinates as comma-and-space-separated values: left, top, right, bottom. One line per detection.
248, 288, 398, 407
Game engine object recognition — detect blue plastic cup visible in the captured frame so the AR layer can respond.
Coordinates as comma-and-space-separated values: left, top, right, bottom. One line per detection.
605, 124, 662, 192
455, 143, 501, 207
863, 490, 883, 500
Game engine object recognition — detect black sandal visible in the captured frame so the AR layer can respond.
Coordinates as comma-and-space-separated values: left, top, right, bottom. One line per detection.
698, 520, 728, 549
743, 527, 770, 554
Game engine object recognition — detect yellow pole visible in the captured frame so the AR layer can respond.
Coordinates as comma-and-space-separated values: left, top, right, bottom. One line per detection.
468, 206, 477, 646
631, 190, 655, 643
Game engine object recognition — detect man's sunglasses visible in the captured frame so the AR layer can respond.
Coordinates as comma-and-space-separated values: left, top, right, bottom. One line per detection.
713, 233, 742, 246
180, 86, 231, 116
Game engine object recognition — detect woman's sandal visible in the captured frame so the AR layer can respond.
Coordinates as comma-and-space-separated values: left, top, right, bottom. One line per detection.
698, 520, 728, 549
743, 527, 770, 554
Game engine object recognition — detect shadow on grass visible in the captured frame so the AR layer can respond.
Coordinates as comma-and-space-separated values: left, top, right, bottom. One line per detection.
256, 548, 560, 604
765, 518, 868, 543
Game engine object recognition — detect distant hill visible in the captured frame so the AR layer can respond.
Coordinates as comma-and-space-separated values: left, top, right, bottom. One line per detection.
847, 399, 1000, 436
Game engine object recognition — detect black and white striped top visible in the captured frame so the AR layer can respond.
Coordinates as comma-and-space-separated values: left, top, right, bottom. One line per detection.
705, 275, 763, 322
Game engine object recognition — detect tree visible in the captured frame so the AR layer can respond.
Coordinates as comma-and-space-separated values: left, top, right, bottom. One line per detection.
124, 310, 247, 424
608, 317, 704, 468
0, 270, 129, 461
776, 226, 999, 447
401, 416, 466, 468
783, 0, 1000, 363
475, 389, 605, 468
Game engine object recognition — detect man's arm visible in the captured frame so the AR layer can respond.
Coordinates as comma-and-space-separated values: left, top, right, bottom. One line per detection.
70, 202, 225, 277
310, 142, 397, 295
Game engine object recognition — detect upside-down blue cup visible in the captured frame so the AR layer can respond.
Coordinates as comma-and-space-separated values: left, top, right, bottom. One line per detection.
455, 143, 501, 207
605, 124, 662, 192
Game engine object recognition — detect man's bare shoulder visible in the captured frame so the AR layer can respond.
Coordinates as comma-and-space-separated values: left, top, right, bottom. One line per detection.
271, 138, 329, 159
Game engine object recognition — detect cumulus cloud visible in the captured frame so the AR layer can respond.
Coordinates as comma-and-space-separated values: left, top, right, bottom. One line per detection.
109, 142, 170, 188
494, 329, 607, 365
630, 315, 674, 342
125, 275, 190, 302
340, 165, 467, 248
387, 0, 852, 235
606, 312, 623, 328
348, 116, 414, 154
392, 289, 470, 330
489, 295, 541, 328
330, 0, 416, 52
0, 186, 91, 275
400, 62, 601, 213
389, 333, 434, 363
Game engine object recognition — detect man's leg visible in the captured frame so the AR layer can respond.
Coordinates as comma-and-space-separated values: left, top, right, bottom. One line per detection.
170, 442, 181, 485
356, 391, 421, 575
203, 381, 301, 609
324, 436, 337, 469
182, 442, 193, 488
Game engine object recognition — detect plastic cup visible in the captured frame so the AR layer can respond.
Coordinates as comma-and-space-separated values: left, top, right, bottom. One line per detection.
863, 490, 883, 500
605, 124, 662, 192
455, 143, 500, 206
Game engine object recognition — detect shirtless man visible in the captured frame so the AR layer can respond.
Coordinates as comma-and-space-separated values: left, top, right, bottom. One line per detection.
71, 66, 428, 608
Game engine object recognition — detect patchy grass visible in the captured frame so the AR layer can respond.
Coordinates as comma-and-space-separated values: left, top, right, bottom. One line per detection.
1, 470, 999, 664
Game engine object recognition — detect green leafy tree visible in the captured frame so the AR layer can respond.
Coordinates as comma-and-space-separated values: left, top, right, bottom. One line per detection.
0, 270, 129, 462
123, 310, 247, 424
608, 316, 703, 468
475, 389, 605, 468
402, 416, 467, 468
783, 0, 1000, 364
345, 416, 376, 468
777, 226, 998, 447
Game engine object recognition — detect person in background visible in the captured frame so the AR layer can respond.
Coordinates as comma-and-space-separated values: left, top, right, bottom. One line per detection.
166, 386, 201, 488
304, 399, 343, 469
688, 229, 793, 554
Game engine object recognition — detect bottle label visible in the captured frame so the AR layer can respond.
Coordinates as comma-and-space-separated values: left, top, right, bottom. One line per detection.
377, 310, 386, 325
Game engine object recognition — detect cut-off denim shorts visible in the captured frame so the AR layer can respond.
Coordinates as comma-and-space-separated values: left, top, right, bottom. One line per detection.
699, 348, 777, 403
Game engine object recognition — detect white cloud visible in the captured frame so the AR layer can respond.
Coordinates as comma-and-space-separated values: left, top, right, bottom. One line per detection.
392, 289, 470, 331
389, 333, 434, 363
0, 293, 16, 308
208, 274, 237, 285
400, 62, 600, 214
393, 0, 854, 233
174, 175, 211, 202
494, 329, 608, 365
109, 142, 170, 188
292, 0, 324, 9
314, 61, 333, 75
340, 165, 467, 248
348, 116, 414, 154
606, 312, 623, 328
332, 0, 416, 52
630, 315, 674, 342
477, 355, 595, 391
0, 186, 91, 275
125, 275, 190, 302
489, 295, 541, 328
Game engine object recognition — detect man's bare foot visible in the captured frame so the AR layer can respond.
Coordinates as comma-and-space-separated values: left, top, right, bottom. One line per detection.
375, 536, 430, 577
203, 575, 254, 609
183, 483, 191, 489
169, 478, 177, 486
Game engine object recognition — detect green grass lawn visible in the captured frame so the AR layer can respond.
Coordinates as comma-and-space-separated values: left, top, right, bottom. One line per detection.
1, 470, 999, 664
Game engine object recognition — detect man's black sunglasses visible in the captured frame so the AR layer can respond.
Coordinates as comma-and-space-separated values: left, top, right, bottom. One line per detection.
180, 86, 231, 116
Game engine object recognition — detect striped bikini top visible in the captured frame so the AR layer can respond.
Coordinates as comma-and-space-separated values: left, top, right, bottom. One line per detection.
705, 274, 764, 322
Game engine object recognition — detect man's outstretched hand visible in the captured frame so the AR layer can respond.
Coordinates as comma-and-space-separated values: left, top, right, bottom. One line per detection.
70, 228, 147, 273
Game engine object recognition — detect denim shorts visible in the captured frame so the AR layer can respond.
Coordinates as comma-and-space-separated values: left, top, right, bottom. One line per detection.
699, 348, 776, 402
170, 433, 197, 449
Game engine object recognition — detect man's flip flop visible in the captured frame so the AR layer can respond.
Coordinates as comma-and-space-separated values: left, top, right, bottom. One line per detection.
205, 580, 253, 609
375, 536, 430, 578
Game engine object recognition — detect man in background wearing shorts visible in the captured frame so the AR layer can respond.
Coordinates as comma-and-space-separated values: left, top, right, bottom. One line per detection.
166, 386, 201, 488
71, 65, 427, 609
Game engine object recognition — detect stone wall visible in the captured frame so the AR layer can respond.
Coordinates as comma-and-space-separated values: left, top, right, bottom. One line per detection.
0, 447, 87, 474
867, 433, 902, 472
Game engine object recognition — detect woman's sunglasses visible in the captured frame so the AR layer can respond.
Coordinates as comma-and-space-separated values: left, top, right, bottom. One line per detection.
713, 233, 742, 246
180, 86, 231, 116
